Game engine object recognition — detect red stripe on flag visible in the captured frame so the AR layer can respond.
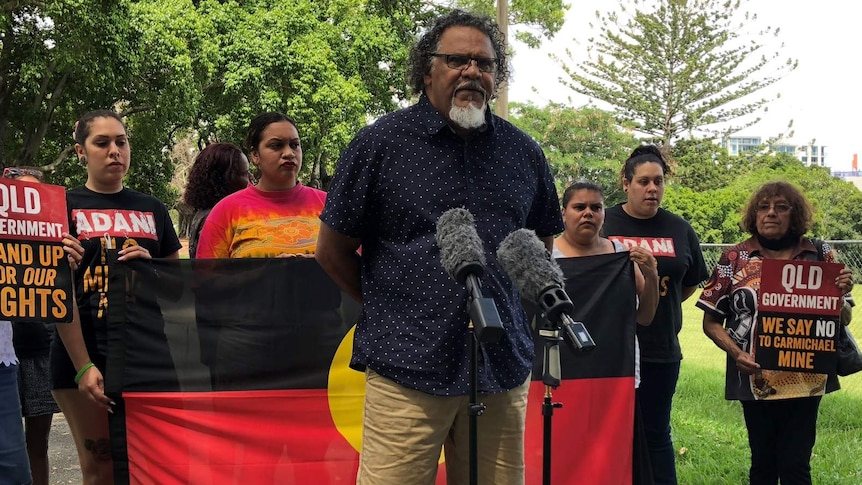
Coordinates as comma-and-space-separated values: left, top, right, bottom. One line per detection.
123, 390, 359, 484
525, 378, 635, 485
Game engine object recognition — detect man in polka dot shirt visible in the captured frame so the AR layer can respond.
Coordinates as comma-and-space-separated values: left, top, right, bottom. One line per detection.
317, 9, 564, 484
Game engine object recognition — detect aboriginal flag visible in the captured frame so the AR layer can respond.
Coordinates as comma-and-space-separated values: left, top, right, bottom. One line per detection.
105, 257, 362, 484
524, 252, 638, 485
105, 253, 636, 484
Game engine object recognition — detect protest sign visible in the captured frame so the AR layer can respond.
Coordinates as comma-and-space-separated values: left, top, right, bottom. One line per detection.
0, 178, 73, 322
756, 259, 843, 373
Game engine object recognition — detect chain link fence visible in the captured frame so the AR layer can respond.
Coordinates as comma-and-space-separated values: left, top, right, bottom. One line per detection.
700, 241, 862, 281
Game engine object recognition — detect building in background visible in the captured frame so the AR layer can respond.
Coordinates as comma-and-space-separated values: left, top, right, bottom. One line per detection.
832, 154, 862, 191
723, 136, 827, 167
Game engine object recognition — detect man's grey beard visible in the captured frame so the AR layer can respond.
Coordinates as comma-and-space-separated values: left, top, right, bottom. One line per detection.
449, 102, 486, 130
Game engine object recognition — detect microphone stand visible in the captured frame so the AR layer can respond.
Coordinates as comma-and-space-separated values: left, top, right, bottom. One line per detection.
538, 323, 563, 485
535, 294, 593, 485
467, 318, 484, 485
459, 263, 503, 485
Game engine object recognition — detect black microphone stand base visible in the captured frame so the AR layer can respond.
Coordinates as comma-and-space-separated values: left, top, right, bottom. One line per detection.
539, 328, 564, 485
469, 322, 486, 485
542, 391, 563, 485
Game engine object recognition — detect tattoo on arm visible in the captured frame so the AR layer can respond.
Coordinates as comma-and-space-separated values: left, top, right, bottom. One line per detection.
84, 438, 112, 461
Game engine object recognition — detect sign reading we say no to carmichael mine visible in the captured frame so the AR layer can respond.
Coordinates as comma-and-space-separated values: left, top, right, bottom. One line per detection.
756, 259, 844, 373
0, 178, 73, 322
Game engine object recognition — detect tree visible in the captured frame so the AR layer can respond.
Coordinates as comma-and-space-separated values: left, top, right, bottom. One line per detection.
450, 0, 568, 47
2, 0, 418, 203
663, 185, 748, 243
1, 0, 215, 204
509, 102, 638, 205
192, 0, 415, 189
664, 150, 862, 243
671, 137, 736, 192
557, 0, 797, 146
0, 1, 136, 169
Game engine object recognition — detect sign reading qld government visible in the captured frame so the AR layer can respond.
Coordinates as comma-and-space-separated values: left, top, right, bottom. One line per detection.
755, 259, 844, 373
0, 178, 73, 322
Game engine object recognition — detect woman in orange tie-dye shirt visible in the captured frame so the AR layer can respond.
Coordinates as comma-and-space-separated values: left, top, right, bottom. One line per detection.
194, 113, 334, 392
196, 112, 326, 259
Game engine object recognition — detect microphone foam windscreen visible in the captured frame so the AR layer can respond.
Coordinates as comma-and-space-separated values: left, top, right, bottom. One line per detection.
497, 228, 564, 301
435, 208, 486, 279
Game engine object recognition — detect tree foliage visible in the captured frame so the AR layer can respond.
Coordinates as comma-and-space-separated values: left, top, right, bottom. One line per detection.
450, 0, 568, 47
666, 147, 862, 243
557, 0, 797, 145
670, 137, 736, 192
2, 0, 570, 208
0, 1, 134, 171
509, 102, 638, 206
193, 0, 413, 189
1, 0, 418, 204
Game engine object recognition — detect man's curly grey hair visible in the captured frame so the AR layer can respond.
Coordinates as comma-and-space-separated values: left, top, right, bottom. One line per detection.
406, 9, 509, 96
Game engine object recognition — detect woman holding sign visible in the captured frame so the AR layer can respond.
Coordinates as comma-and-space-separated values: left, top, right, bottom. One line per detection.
51, 110, 181, 485
1, 167, 85, 484
1, 246, 82, 485
697, 181, 853, 485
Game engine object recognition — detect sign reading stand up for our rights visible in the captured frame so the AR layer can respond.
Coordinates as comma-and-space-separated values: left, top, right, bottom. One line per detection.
0, 178, 73, 323
755, 258, 844, 373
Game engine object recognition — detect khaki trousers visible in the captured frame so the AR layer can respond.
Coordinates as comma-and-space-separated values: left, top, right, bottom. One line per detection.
357, 369, 529, 485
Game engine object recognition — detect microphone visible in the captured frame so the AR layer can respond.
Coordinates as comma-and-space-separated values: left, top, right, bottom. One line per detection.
497, 228, 595, 353
436, 208, 504, 343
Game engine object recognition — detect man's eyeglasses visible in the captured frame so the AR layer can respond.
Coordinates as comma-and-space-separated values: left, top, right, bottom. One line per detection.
2, 167, 43, 181
431, 53, 498, 73
755, 202, 792, 214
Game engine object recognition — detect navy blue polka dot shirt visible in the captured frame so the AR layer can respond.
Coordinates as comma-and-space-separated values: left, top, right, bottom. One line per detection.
320, 94, 564, 396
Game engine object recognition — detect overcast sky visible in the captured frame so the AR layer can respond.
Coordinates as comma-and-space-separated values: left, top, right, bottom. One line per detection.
506, 1, 862, 171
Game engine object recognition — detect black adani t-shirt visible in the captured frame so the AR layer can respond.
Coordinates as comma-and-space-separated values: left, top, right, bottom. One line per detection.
51, 186, 182, 389
602, 205, 709, 362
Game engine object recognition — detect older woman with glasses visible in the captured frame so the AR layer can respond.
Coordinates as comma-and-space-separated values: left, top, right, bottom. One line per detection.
697, 181, 853, 485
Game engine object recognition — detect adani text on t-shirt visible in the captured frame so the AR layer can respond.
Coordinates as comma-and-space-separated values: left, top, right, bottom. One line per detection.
756, 259, 844, 373
0, 178, 73, 322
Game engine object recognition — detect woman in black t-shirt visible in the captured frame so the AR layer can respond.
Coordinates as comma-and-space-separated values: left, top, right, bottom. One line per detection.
51, 110, 181, 485
602, 145, 709, 485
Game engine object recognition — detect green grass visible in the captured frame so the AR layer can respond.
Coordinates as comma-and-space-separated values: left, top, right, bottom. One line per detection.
674, 288, 862, 484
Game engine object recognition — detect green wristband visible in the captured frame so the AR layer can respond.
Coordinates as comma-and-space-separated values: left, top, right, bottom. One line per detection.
74, 362, 96, 385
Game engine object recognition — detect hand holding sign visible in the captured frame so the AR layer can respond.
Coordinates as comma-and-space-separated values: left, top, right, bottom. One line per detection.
757, 259, 844, 374
734, 351, 761, 375
836, 267, 854, 294
62, 232, 84, 270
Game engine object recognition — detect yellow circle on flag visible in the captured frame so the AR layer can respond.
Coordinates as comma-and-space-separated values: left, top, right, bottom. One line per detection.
327, 326, 445, 465
327, 326, 365, 452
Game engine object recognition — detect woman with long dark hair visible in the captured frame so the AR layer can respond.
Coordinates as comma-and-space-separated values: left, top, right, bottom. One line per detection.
196, 112, 325, 259
182, 143, 249, 259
